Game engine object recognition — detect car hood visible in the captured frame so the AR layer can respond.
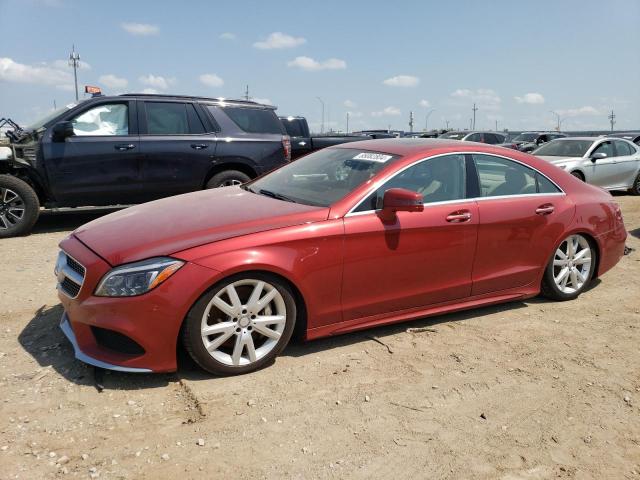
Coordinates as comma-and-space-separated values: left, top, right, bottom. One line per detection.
73, 187, 329, 266
536, 155, 580, 164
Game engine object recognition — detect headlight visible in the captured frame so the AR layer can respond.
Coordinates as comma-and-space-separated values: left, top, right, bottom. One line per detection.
95, 257, 184, 297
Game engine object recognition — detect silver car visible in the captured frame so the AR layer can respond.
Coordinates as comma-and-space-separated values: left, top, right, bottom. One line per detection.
534, 137, 640, 195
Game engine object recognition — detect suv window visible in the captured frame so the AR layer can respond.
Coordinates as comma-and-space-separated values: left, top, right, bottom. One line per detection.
281, 118, 306, 137
354, 154, 466, 212
474, 154, 539, 197
71, 103, 128, 136
466, 133, 482, 142
592, 141, 615, 158
145, 102, 190, 135
220, 107, 283, 134
613, 140, 634, 156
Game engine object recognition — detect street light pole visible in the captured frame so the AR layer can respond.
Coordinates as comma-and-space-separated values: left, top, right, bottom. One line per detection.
472, 103, 478, 130
346, 111, 349, 134
425, 108, 436, 131
68, 45, 80, 101
316, 97, 325, 134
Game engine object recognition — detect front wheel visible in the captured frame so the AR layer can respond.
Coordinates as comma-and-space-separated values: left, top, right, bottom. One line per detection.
541, 233, 596, 301
182, 273, 297, 376
206, 170, 251, 188
0, 175, 40, 238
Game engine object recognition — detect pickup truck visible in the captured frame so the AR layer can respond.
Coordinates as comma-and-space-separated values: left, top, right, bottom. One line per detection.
279, 116, 372, 159
0, 93, 291, 237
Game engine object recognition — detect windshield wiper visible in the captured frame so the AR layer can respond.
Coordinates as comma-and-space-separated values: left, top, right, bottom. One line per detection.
258, 189, 298, 203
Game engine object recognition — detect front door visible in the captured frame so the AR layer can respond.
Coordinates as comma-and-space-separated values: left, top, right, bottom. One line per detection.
585, 140, 620, 188
340, 154, 478, 322
45, 100, 142, 206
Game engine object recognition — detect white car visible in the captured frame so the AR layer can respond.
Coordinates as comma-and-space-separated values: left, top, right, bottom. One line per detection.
534, 137, 640, 195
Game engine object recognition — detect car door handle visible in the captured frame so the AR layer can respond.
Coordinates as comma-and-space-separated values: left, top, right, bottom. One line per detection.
298, 141, 307, 146
446, 210, 472, 223
191, 143, 209, 150
114, 144, 136, 151
535, 204, 555, 215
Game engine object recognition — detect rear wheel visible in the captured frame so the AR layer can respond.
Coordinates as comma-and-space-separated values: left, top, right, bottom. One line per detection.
182, 273, 297, 375
541, 233, 596, 301
0, 175, 40, 238
206, 170, 251, 188
628, 171, 640, 196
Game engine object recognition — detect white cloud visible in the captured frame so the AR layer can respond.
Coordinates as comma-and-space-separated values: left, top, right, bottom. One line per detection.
287, 56, 346, 71
515, 92, 545, 104
199, 73, 224, 88
141, 88, 159, 94
371, 106, 401, 117
344, 99, 357, 108
253, 32, 306, 49
99, 74, 128, 89
0, 57, 72, 86
450, 88, 501, 111
121, 22, 159, 36
419, 99, 431, 108
556, 106, 601, 117
383, 75, 419, 87
253, 98, 272, 105
219, 32, 236, 40
139, 74, 175, 90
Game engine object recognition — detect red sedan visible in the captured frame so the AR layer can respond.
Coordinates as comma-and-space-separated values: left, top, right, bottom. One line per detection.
55, 139, 627, 375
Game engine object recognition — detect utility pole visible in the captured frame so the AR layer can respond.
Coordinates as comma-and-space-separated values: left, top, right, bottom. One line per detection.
472, 103, 478, 130
316, 97, 325, 134
608, 110, 616, 132
346, 111, 349, 134
425, 108, 436, 131
550, 110, 563, 132
68, 45, 80, 101
495, 120, 498, 131
409, 111, 414, 133
244, 85, 250, 100
445, 120, 450, 129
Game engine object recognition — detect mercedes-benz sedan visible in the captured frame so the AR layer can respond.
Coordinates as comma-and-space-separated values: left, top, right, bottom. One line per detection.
56, 139, 627, 375
533, 137, 640, 195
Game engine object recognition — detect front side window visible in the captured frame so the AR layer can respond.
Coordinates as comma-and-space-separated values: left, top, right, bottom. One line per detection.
591, 141, 614, 158
474, 155, 538, 197
534, 139, 592, 157
248, 148, 401, 207
466, 133, 482, 142
71, 103, 128, 136
354, 154, 467, 212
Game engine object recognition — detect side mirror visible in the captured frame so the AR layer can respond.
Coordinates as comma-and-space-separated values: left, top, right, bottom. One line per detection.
537, 138, 546, 145
590, 152, 607, 162
381, 188, 424, 213
52, 121, 75, 142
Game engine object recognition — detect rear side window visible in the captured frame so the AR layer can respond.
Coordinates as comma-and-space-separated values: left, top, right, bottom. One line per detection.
614, 140, 634, 156
467, 133, 482, 142
220, 107, 284, 134
146, 102, 189, 135
474, 155, 538, 197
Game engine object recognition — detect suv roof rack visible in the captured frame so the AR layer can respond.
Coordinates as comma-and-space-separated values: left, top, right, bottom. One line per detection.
119, 93, 265, 105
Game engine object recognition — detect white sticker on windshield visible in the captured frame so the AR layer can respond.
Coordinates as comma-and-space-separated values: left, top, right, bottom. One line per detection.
352, 152, 393, 162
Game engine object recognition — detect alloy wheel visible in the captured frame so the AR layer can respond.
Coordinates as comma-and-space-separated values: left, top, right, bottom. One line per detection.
0, 187, 26, 230
219, 179, 243, 187
552, 234, 592, 294
200, 279, 287, 366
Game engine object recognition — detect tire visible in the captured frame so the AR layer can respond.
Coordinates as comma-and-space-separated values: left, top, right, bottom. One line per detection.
570, 171, 585, 181
0, 175, 40, 238
206, 170, 251, 189
182, 272, 297, 376
541, 233, 596, 301
628, 171, 640, 196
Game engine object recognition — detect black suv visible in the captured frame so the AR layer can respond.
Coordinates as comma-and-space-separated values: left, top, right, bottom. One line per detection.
0, 94, 291, 237
503, 132, 567, 152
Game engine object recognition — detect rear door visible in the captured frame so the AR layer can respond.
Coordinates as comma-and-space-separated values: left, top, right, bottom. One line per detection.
611, 140, 640, 188
46, 99, 143, 205
470, 154, 574, 295
138, 100, 217, 200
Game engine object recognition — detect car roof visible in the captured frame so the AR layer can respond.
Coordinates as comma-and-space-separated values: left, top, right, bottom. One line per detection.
332, 137, 488, 156
553, 136, 598, 141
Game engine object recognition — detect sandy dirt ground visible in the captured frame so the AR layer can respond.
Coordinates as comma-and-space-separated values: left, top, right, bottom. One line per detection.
0, 197, 639, 480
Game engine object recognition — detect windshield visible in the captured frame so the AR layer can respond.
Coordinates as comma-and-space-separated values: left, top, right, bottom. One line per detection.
512, 133, 538, 142
439, 132, 467, 139
534, 139, 593, 157
25, 103, 77, 130
247, 148, 401, 207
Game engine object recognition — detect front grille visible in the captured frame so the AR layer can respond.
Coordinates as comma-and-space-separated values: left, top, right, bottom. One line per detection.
91, 327, 145, 355
22, 147, 37, 162
55, 251, 86, 299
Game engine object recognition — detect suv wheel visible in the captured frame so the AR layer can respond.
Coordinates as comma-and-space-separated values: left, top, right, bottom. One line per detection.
0, 175, 40, 238
206, 170, 251, 188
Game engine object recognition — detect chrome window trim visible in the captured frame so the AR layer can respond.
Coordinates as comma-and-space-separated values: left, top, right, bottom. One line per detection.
345, 151, 566, 217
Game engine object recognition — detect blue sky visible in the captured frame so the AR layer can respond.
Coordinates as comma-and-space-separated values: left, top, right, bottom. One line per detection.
1, 0, 639, 132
